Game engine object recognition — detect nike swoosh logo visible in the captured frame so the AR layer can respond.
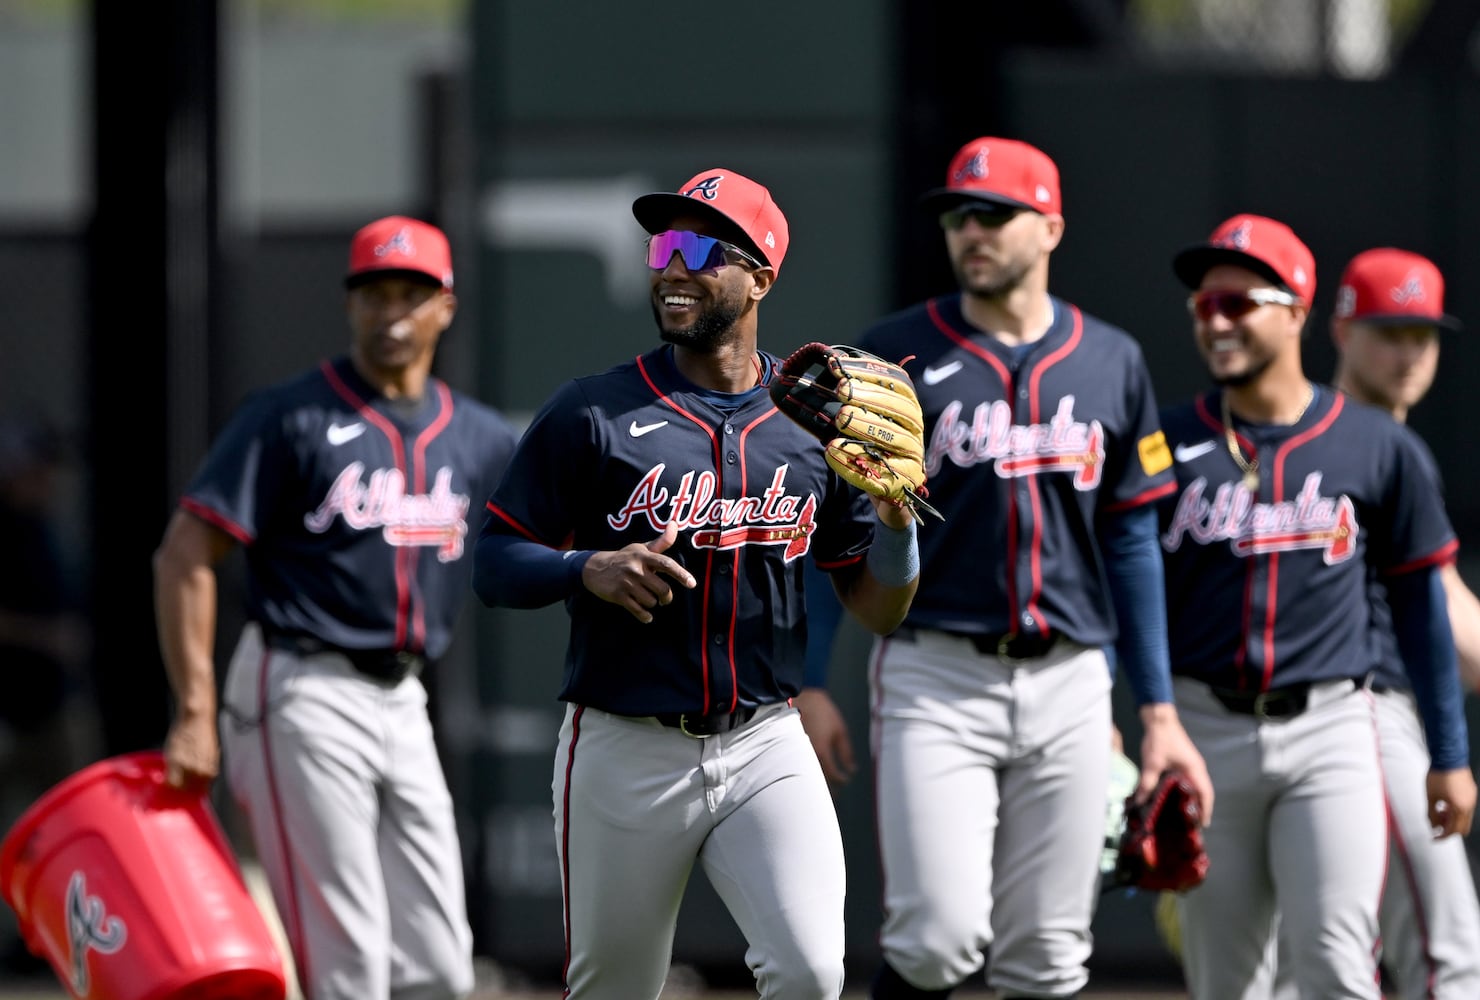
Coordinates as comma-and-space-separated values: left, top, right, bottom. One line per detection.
1174, 440, 1217, 462
921, 361, 964, 385
327, 422, 366, 446
629, 420, 669, 438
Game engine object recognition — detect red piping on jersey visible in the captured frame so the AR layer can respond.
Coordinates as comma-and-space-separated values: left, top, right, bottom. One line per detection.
321, 361, 418, 651
1102, 480, 1177, 514
636, 353, 726, 713
558, 705, 583, 998
1019, 306, 1085, 636
179, 497, 253, 544
815, 553, 865, 571
729, 408, 784, 712
1192, 394, 1257, 689
1385, 539, 1459, 577
398, 381, 455, 651
926, 298, 1028, 624
1254, 395, 1344, 688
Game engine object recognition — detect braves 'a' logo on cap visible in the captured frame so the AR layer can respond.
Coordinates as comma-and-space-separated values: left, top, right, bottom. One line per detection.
375, 226, 417, 260
1214, 220, 1254, 251
1392, 270, 1428, 306
683, 176, 724, 201
953, 150, 989, 183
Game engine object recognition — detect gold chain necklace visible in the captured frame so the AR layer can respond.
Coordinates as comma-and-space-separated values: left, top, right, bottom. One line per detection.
1221, 382, 1314, 493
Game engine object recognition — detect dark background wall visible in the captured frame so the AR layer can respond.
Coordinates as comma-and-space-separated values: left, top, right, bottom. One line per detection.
3, 0, 1479, 989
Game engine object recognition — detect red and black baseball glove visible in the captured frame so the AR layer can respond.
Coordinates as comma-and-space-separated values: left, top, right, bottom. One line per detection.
1107, 770, 1209, 893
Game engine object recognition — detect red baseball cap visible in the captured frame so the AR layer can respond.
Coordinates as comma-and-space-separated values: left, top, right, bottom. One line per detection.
632, 169, 789, 273
1334, 247, 1461, 330
918, 137, 1062, 217
1173, 213, 1316, 303
345, 216, 454, 290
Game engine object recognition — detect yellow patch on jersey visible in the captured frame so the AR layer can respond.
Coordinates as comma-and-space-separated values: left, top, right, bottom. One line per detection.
1138, 430, 1172, 476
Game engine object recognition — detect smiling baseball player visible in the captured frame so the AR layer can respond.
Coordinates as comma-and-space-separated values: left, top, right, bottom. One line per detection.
471, 168, 921, 999
1159, 215, 1476, 998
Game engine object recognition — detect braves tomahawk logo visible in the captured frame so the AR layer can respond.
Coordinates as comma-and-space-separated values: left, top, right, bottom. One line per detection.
1391, 269, 1429, 307
609, 465, 817, 561
374, 225, 417, 260
954, 149, 989, 184
926, 395, 1105, 490
305, 463, 472, 561
1162, 472, 1358, 565
682, 176, 723, 201
66, 871, 126, 995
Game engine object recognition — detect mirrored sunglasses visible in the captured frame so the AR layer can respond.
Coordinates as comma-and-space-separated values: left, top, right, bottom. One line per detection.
1187, 288, 1300, 322
645, 230, 761, 273
939, 204, 1020, 231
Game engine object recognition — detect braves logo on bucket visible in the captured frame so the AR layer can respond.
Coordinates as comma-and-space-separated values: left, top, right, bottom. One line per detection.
682, 176, 723, 201
66, 870, 126, 995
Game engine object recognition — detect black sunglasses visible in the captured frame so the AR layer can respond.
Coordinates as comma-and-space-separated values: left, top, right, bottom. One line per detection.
939, 204, 1021, 231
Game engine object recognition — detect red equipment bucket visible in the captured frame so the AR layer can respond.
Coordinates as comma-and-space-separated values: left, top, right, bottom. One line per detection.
0, 751, 287, 1000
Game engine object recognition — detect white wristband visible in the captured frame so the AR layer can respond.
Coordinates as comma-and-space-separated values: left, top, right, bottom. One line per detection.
866, 518, 919, 587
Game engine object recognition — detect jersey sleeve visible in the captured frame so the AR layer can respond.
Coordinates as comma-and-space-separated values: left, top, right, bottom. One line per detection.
479, 379, 594, 547
1372, 422, 1458, 575
1099, 344, 1174, 514
179, 388, 290, 543
465, 404, 523, 537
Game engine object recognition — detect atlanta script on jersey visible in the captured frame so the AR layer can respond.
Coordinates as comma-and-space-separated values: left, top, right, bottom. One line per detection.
855, 293, 1174, 645
478, 346, 875, 716
181, 357, 519, 658
1158, 387, 1456, 691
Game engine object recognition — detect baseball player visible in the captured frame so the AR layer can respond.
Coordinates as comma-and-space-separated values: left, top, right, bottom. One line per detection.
795, 136, 1212, 1000
1159, 215, 1477, 998
1260, 248, 1480, 1000
470, 168, 921, 1000
153, 216, 520, 1000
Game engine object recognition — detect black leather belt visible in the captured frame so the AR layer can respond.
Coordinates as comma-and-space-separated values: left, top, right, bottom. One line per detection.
260, 627, 427, 684
1209, 677, 1364, 720
652, 706, 758, 738
896, 626, 1058, 661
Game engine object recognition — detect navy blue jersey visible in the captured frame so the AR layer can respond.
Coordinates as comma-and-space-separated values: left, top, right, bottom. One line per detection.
181, 356, 519, 659
478, 345, 874, 717
1158, 388, 1457, 690
856, 293, 1174, 644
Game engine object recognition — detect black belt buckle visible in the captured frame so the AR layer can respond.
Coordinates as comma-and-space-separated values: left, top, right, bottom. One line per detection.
660, 707, 758, 738
261, 627, 424, 684
348, 649, 425, 684
1213, 684, 1309, 720
993, 631, 1055, 662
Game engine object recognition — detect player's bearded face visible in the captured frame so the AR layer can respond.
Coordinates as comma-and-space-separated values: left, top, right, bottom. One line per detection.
651, 278, 750, 352
946, 219, 1037, 300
